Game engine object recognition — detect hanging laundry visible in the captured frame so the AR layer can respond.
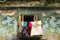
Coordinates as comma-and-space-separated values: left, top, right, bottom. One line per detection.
30, 21, 43, 36
27, 22, 35, 36
24, 21, 28, 27
28, 22, 32, 28
22, 28, 26, 34
35, 21, 39, 26
22, 21, 24, 27
27, 22, 32, 36
25, 28, 29, 37
38, 21, 42, 24
31, 22, 36, 27
38, 21, 42, 26
31, 25, 43, 36
28, 27, 31, 36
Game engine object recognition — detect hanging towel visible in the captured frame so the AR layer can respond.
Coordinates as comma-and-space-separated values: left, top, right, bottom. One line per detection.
28, 22, 32, 28
30, 21, 43, 36
31, 25, 43, 36
24, 21, 28, 27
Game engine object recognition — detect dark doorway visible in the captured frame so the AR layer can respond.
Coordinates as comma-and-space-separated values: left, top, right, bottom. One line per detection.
24, 15, 34, 21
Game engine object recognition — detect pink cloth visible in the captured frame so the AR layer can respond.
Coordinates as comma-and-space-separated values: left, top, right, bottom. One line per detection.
28, 22, 32, 28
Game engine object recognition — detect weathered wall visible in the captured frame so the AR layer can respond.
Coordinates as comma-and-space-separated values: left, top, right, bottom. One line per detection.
0, 9, 60, 40
0, 10, 17, 40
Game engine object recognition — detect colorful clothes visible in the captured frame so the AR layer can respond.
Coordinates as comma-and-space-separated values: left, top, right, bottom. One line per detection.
24, 21, 28, 27
22, 28, 26, 34
28, 22, 32, 28
35, 21, 39, 26
22, 21, 24, 27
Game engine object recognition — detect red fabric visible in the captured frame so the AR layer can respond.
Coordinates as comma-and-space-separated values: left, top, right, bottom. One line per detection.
28, 27, 31, 35
28, 22, 32, 28
27, 22, 32, 35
